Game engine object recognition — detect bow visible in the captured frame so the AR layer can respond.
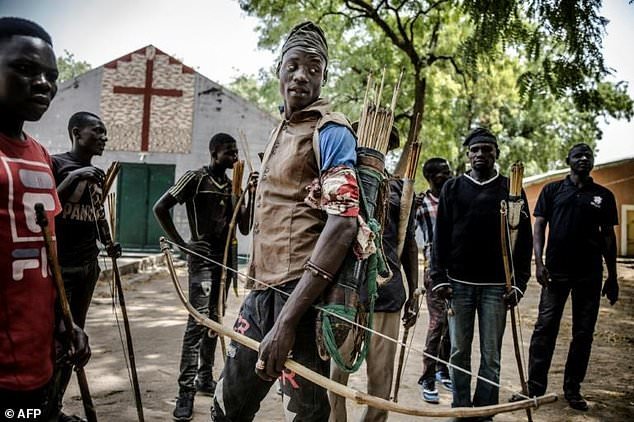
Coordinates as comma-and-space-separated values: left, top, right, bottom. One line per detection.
89, 163, 145, 422
160, 238, 557, 418
500, 162, 532, 421
392, 137, 422, 401
218, 162, 248, 360
391, 287, 423, 402
35, 204, 98, 422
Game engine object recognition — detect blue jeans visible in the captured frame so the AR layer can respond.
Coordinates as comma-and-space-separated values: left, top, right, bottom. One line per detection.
448, 282, 506, 408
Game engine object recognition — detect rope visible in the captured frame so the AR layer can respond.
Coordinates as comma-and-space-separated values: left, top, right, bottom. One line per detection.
163, 238, 531, 399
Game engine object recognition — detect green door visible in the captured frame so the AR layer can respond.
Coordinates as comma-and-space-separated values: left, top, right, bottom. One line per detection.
116, 163, 175, 251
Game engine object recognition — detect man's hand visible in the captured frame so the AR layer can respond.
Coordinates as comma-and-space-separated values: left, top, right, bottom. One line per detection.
602, 274, 619, 305
402, 297, 419, 329
247, 171, 260, 194
106, 242, 122, 258
535, 262, 551, 287
435, 286, 452, 301
57, 322, 91, 367
503, 289, 521, 309
70, 166, 105, 185
69, 324, 91, 367
182, 240, 212, 257
256, 321, 295, 381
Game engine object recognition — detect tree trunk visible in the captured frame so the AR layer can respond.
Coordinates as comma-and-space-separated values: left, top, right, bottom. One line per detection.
395, 75, 426, 177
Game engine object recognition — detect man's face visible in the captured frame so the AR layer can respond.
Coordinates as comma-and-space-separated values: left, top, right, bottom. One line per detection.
278, 46, 325, 116
212, 142, 238, 169
467, 142, 497, 172
75, 117, 107, 156
568, 147, 594, 175
0, 35, 58, 122
428, 162, 452, 191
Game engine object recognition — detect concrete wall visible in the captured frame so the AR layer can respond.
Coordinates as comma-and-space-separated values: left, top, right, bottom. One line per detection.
524, 158, 634, 256
24, 68, 277, 254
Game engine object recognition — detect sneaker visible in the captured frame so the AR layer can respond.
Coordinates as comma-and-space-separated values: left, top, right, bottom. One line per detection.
564, 391, 588, 411
435, 371, 453, 391
196, 379, 217, 397
420, 378, 439, 404
173, 393, 194, 421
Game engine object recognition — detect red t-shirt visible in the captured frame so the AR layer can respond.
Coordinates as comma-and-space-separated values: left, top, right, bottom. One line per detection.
0, 132, 61, 391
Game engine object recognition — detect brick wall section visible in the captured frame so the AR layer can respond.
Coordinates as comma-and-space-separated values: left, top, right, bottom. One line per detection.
100, 46, 195, 153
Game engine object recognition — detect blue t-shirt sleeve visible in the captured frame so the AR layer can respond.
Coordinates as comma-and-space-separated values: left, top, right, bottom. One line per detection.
318, 123, 357, 172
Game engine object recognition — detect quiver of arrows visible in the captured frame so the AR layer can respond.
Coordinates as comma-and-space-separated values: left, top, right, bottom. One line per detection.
507, 162, 524, 250
316, 71, 401, 373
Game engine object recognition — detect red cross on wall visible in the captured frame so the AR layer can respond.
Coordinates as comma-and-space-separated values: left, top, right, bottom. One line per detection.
104, 46, 193, 152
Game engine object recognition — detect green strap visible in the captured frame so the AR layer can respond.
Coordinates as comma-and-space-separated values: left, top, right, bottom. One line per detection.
321, 162, 384, 373
323, 218, 381, 373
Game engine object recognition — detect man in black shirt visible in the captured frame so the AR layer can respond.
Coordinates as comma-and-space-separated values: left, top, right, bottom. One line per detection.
525, 143, 618, 411
50, 111, 118, 422
430, 128, 532, 413
153, 133, 254, 422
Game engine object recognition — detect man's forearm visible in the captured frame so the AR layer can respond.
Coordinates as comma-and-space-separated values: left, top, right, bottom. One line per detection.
402, 236, 419, 296
153, 199, 185, 246
533, 217, 547, 265
277, 215, 357, 328
237, 192, 253, 235
602, 227, 617, 277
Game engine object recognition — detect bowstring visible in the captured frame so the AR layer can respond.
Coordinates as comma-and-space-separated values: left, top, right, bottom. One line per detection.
164, 238, 531, 399
504, 207, 531, 382
88, 187, 136, 392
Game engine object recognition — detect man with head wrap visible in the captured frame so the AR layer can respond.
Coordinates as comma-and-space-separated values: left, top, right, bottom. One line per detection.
212, 21, 359, 421
429, 128, 532, 416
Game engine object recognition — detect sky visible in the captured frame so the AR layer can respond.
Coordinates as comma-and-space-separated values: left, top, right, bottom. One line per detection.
1, 0, 632, 164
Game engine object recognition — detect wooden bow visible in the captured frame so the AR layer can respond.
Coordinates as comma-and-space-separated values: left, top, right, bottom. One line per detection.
392, 134, 422, 401
500, 162, 532, 421
35, 204, 98, 422
160, 238, 557, 418
88, 166, 145, 422
217, 160, 247, 360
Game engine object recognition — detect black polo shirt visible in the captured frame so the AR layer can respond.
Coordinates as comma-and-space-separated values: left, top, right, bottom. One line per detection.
534, 176, 618, 280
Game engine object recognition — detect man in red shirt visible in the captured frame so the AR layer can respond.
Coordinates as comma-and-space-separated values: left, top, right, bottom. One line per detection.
0, 17, 90, 420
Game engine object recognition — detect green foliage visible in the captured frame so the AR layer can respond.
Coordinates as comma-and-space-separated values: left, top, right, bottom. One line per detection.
56, 50, 91, 83
229, 69, 280, 115
236, 0, 633, 178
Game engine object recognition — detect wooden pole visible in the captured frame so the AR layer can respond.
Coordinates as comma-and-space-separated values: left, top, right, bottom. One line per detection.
34, 203, 98, 422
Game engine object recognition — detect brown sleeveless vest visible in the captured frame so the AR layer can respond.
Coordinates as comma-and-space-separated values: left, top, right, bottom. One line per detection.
247, 99, 352, 289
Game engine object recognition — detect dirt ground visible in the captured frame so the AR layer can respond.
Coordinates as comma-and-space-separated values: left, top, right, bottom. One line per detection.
61, 259, 634, 422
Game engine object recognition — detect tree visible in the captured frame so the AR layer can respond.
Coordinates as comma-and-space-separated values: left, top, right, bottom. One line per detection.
56, 50, 91, 83
235, 0, 632, 179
